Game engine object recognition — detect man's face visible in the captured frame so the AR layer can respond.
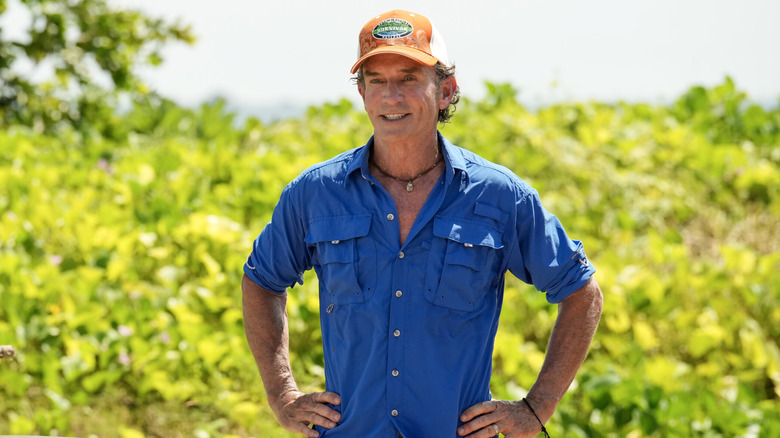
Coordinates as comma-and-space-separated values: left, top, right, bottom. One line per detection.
357, 54, 455, 144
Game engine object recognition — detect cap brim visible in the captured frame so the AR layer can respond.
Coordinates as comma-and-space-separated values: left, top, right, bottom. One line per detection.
350, 46, 438, 74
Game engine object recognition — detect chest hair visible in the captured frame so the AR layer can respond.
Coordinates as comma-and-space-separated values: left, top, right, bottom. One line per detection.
374, 168, 443, 245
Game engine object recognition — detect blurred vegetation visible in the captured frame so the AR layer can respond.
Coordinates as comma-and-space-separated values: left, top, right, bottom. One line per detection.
1, 1, 780, 437
1, 79, 778, 437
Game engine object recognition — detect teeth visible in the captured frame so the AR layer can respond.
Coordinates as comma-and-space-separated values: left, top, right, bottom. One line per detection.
384, 114, 407, 120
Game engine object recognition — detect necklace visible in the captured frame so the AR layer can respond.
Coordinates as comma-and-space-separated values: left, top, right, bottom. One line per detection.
371, 156, 442, 192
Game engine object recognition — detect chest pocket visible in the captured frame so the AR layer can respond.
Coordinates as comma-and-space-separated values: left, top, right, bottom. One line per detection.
305, 214, 375, 304
424, 216, 504, 312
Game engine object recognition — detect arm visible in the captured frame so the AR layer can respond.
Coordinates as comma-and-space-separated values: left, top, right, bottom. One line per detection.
242, 274, 341, 437
526, 275, 603, 419
459, 276, 603, 437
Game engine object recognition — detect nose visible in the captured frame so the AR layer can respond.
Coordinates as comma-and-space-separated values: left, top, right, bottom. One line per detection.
382, 81, 403, 104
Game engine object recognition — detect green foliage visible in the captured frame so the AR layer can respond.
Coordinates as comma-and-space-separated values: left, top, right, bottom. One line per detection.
672, 76, 780, 147
0, 0, 193, 134
1, 79, 779, 436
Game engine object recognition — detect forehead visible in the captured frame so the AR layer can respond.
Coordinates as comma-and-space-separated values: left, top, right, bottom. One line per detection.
362, 53, 434, 75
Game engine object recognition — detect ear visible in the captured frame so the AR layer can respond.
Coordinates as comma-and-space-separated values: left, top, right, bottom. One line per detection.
438, 76, 458, 109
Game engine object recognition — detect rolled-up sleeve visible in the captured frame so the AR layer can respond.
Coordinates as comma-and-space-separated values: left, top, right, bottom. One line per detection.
507, 188, 595, 303
244, 184, 310, 294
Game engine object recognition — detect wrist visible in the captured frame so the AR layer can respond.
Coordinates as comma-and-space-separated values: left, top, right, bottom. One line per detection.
522, 397, 551, 437
265, 379, 301, 408
524, 392, 559, 424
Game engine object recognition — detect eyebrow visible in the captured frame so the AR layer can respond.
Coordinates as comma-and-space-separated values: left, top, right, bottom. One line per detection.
363, 66, 423, 76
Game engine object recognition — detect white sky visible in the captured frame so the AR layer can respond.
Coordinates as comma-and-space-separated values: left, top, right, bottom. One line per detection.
3, 0, 779, 115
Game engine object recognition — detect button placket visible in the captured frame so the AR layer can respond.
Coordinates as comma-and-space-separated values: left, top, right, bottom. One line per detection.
387, 246, 408, 422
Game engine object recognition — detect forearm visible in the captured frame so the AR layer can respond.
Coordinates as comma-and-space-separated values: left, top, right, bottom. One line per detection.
528, 276, 603, 421
242, 274, 299, 408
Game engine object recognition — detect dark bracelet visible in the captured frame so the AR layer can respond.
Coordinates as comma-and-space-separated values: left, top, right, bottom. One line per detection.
522, 398, 551, 438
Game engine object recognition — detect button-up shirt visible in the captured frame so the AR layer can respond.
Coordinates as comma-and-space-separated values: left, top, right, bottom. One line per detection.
244, 133, 595, 437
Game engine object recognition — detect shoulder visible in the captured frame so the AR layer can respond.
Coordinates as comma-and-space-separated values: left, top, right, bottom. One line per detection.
286, 146, 364, 192
446, 142, 536, 199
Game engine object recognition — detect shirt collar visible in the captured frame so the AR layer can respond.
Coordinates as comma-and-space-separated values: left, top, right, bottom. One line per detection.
342, 137, 373, 187
439, 131, 467, 185
343, 133, 468, 186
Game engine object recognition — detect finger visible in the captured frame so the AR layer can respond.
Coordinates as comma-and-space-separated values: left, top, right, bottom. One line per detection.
314, 390, 342, 406
301, 412, 340, 430
289, 421, 320, 438
307, 401, 342, 424
290, 393, 340, 425
460, 400, 497, 423
458, 413, 499, 436
283, 409, 338, 435
302, 392, 342, 423
461, 424, 501, 438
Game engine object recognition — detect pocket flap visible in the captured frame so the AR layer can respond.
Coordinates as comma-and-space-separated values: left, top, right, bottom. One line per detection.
433, 216, 504, 249
305, 214, 372, 244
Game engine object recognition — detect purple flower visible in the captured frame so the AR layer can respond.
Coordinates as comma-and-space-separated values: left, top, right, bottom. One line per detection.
118, 325, 134, 337
98, 158, 114, 175
118, 352, 131, 366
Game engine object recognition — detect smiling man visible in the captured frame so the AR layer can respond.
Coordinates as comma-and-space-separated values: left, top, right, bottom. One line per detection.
242, 9, 603, 438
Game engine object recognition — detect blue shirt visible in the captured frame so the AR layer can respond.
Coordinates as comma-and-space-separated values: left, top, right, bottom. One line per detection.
244, 133, 595, 437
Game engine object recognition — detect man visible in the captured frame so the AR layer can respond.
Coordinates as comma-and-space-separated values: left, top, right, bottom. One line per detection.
242, 9, 603, 438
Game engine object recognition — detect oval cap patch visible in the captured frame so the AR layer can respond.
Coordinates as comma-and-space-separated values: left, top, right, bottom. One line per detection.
372, 18, 413, 40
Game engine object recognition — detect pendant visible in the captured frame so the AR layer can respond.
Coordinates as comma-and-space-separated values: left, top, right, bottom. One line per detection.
406, 182, 414, 192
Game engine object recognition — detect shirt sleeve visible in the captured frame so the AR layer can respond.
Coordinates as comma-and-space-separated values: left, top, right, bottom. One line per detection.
244, 183, 311, 294
506, 188, 595, 303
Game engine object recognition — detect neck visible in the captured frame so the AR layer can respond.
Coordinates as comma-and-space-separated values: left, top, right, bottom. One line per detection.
371, 132, 440, 178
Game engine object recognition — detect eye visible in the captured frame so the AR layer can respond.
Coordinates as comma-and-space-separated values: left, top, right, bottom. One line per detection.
403, 75, 416, 82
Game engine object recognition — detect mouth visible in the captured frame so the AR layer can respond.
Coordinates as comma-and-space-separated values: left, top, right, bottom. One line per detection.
382, 113, 409, 121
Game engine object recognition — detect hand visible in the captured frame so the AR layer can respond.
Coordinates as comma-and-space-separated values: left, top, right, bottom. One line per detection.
271, 390, 342, 437
457, 399, 546, 438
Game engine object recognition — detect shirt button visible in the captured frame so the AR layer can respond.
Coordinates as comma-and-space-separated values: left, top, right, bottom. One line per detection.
398, 251, 405, 259
393, 329, 401, 337
391, 409, 399, 417
392, 369, 399, 377
387, 213, 395, 221
395, 290, 403, 298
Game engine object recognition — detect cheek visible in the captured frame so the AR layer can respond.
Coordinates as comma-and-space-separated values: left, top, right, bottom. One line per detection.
361, 92, 378, 111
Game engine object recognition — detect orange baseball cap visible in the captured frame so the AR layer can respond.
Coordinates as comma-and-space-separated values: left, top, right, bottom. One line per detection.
350, 10, 450, 74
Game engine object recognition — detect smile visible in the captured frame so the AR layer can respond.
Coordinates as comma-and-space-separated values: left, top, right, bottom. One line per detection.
382, 113, 409, 120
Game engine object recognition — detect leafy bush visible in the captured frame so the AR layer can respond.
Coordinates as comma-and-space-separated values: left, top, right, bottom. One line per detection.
1, 80, 778, 436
